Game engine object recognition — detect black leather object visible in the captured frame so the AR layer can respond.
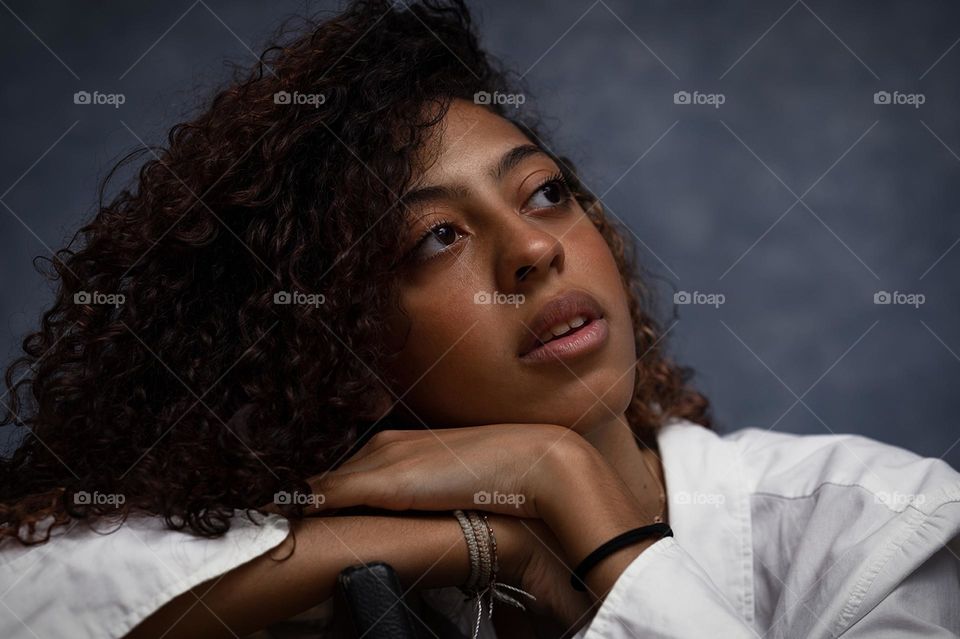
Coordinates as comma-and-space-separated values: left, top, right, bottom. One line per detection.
336, 561, 469, 639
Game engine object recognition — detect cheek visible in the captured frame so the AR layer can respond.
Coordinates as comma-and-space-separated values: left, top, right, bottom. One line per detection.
383, 283, 490, 402
383, 271, 537, 426
570, 221, 631, 314
574, 225, 618, 276
568, 221, 637, 360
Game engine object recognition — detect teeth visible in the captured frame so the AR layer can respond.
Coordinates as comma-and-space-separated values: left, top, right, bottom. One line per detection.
549, 321, 572, 337
537, 316, 589, 345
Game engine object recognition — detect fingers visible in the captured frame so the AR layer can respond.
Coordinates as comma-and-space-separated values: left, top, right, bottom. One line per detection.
324, 445, 391, 475
333, 428, 417, 471
312, 469, 415, 512
331, 429, 428, 474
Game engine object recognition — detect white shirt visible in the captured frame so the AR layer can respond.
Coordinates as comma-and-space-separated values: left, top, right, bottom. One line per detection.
569, 419, 960, 638
1, 418, 958, 638
0, 510, 291, 638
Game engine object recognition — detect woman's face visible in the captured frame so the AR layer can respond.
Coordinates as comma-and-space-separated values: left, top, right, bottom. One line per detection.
380, 98, 637, 435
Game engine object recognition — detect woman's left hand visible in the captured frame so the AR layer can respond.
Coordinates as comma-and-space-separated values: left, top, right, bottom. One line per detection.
303, 423, 580, 518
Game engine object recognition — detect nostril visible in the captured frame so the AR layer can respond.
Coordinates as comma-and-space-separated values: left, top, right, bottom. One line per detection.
515, 265, 534, 281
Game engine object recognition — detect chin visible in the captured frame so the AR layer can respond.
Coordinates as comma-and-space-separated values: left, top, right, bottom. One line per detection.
542, 373, 636, 434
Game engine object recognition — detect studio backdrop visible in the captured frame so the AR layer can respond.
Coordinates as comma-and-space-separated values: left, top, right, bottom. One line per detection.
2, 0, 958, 468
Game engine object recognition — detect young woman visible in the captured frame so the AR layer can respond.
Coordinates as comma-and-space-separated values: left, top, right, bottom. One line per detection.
1, 1, 958, 638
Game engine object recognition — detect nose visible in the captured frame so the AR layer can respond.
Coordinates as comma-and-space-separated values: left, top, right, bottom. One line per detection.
494, 216, 565, 293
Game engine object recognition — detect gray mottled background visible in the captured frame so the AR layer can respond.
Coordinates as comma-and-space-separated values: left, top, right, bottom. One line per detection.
1, 1, 958, 468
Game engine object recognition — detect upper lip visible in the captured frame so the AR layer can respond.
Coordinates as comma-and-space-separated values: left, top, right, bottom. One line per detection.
518, 289, 604, 356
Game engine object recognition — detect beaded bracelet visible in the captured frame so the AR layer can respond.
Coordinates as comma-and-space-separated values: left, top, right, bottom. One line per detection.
453, 509, 537, 639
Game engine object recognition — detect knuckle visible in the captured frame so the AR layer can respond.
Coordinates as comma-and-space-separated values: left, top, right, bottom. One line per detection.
544, 430, 595, 469
369, 429, 401, 447
531, 422, 573, 448
377, 437, 414, 465
367, 431, 388, 447
310, 472, 337, 492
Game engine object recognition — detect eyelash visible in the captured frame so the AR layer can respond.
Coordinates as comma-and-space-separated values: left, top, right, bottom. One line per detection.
530, 171, 572, 206
406, 172, 574, 264
408, 216, 458, 265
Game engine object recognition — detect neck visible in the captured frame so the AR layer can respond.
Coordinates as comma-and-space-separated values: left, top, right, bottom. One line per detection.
580, 411, 667, 522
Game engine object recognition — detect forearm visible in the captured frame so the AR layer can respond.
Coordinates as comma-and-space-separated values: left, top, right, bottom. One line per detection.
127, 512, 475, 638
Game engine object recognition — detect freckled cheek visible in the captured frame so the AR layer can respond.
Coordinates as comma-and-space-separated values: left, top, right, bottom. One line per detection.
389, 297, 482, 375
566, 222, 622, 286
566, 223, 635, 347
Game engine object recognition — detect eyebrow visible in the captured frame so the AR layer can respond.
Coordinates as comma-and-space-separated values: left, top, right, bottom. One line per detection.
399, 143, 547, 211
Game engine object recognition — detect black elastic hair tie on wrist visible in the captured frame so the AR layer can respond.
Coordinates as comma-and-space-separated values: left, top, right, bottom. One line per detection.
570, 522, 673, 592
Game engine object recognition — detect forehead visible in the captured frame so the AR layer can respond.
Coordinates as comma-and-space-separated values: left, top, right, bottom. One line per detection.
415, 99, 533, 186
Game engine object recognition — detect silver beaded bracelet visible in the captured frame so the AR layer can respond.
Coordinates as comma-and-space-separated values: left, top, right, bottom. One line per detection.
453, 509, 537, 639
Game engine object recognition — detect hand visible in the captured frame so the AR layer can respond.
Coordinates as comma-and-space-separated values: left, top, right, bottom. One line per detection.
489, 514, 594, 635
304, 423, 581, 518
303, 422, 661, 603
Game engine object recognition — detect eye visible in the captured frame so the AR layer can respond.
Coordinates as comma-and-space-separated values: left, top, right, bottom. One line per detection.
407, 219, 465, 264
525, 171, 572, 210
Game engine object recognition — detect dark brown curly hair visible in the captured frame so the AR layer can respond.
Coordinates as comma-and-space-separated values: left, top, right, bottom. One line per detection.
0, 0, 711, 546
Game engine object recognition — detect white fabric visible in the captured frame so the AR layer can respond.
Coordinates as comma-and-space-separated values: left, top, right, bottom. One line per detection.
1, 419, 958, 638
0, 510, 290, 638
569, 419, 960, 638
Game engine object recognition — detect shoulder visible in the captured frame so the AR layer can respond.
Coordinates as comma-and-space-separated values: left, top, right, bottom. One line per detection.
657, 420, 960, 635
721, 426, 960, 514
726, 425, 960, 629
676, 423, 960, 634
0, 510, 290, 639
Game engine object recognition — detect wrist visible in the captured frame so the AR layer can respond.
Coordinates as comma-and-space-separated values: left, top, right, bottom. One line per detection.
482, 513, 531, 586
581, 536, 658, 598
536, 436, 649, 567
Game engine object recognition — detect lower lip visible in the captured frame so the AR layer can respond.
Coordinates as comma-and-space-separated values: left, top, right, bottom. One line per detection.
519, 317, 609, 365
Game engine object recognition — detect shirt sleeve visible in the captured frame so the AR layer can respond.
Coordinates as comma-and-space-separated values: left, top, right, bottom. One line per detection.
837, 540, 960, 637
573, 537, 759, 638
0, 511, 291, 639
571, 507, 960, 638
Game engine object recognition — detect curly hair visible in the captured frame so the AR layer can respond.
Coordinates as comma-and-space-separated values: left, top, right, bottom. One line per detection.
0, 0, 711, 546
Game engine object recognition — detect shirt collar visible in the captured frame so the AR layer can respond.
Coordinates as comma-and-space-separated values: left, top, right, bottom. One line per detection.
657, 418, 755, 623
